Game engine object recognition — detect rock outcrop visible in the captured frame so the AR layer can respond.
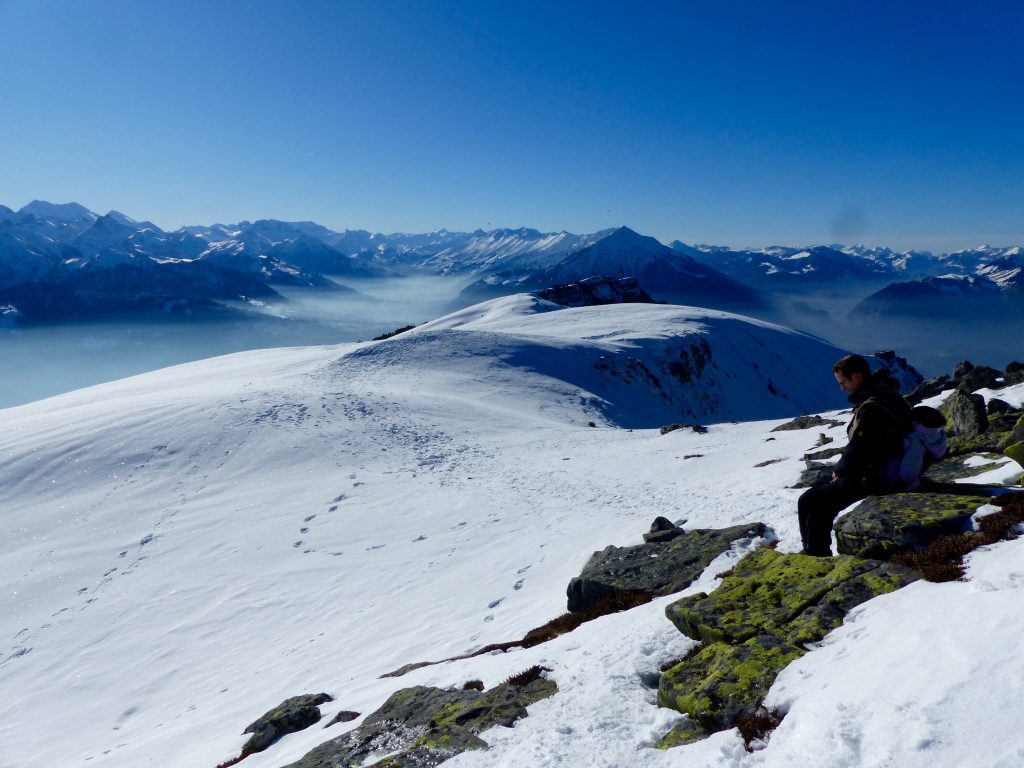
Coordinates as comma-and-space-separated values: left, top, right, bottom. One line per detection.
280, 674, 556, 768
657, 549, 918, 745
534, 276, 656, 307
771, 415, 844, 432
665, 549, 918, 647
566, 522, 768, 613
833, 493, 987, 560
241, 693, 333, 755
658, 635, 802, 745
946, 389, 989, 436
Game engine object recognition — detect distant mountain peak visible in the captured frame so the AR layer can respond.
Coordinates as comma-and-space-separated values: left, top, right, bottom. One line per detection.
19, 200, 97, 222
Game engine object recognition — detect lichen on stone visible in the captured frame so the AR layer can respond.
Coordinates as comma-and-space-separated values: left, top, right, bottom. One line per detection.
279, 676, 557, 768
658, 636, 803, 731
653, 717, 712, 748
566, 522, 768, 613
834, 493, 989, 560
946, 431, 1012, 456
925, 453, 1009, 483
664, 549, 917, 647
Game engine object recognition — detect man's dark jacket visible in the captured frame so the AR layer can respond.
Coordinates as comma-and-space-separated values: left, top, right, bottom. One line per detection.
833, 369, 913, 488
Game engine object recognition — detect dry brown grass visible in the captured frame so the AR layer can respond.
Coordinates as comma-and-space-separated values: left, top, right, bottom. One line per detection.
735, 708, 785, 750
891, 493, 1024, 582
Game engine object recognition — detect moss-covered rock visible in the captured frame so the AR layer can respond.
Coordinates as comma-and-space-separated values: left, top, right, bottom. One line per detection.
242, 693, 332, 754
834, 493, 988, 560
989, 410, 1024, 434
566, 522, 768, 613
924, 454, 1008, 483
1012, 415, 1024, 445
653, 717, 712, 748
946, 389, 989, 436
947, 431, 1012, 456
279, 677, 556, 768
1006, 443, 1024, 483
664, 549, 918, 646
657, 636, 803, 730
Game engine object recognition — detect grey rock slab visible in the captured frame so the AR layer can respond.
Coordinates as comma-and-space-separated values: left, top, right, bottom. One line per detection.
243, 692, 333, 754
566, 522, 768, 613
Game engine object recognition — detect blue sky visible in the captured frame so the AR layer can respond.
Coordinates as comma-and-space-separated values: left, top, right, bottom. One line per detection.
1, 0, 1021, 251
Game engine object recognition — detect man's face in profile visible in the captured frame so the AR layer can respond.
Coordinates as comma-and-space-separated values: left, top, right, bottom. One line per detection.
834, 371, 864, 395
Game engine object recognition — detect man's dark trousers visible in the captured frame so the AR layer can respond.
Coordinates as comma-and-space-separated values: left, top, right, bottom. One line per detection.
797, 479, 872, 556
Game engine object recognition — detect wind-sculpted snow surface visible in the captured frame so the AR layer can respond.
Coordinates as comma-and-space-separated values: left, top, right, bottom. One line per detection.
407, 296, 853, 427
2, 295, 1024, 768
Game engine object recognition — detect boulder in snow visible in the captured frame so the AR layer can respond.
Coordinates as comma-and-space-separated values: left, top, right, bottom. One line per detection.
946, 389, 989, 436
242, 692, 333, 754
566, 522, 768, 613
770, 414, 844, 432
664, 549, 919, 646
280, 675, 556, 768
658, 635, 803, 740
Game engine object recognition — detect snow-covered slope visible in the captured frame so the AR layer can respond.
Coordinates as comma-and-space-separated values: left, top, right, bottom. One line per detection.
3, 292, 1023, 768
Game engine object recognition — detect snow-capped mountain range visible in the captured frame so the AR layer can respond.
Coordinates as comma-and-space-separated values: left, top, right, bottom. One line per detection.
1, 200, 1022, 325
455, 227, 765, 311
3, 291, 1022, 768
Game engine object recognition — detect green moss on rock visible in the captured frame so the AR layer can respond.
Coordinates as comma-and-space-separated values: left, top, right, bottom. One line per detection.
834, 493, 989, 560
280, 677, 557, 768
566, 522, 768, 613
664, 549, 917, 647
947, 431, 1011, 456
1006, 442, 1024, 468
654, 717, 712, 748
925, 453, 1009, 483
657, 636, 803, 730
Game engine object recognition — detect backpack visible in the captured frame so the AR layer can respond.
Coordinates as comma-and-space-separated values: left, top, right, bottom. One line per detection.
883, 405, 948, 491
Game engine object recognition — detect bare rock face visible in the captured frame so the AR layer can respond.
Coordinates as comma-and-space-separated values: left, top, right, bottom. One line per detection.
952, 360, 974, 379
534, 276, 656, 307
957, 365, 1003, 393
907, 374, 953, 405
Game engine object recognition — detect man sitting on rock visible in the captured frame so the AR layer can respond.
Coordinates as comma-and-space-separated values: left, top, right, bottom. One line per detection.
798, 354, 912, 556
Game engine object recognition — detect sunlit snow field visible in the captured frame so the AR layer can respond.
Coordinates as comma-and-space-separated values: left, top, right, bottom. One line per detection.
2, 296, 1023, 768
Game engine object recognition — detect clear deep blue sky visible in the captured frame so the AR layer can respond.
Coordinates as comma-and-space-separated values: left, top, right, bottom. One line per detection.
1, 1, 1022, 251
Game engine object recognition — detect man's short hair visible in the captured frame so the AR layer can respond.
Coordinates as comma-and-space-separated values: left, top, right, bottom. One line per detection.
834, 354, 871, 377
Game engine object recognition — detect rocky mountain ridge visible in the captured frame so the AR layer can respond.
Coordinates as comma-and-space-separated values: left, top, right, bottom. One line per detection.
2, 200, 1022, 325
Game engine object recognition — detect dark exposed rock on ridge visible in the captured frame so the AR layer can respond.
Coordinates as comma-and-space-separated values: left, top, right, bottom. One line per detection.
908, 358, 1022, 405
534, 275, 658, 307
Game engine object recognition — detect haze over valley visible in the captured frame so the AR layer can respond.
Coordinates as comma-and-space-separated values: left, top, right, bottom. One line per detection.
2, 200, 1022, 408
